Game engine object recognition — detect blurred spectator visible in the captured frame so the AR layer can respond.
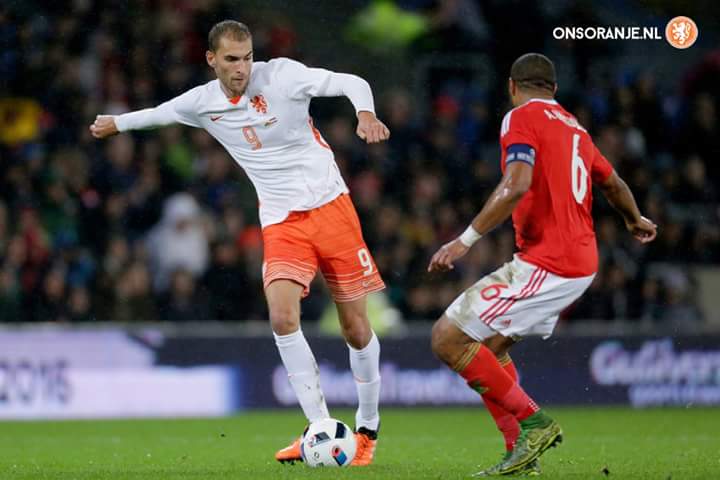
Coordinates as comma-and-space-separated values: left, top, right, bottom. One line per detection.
35, 266, 68, 322
160, 269, 210, 322
111, 261, 157, 322
68, 286, 93, 322
0, 267, 22, 323
146, 193, 210, 291
676, 93, 719, 183
194, 148, 241, 213
203, 238, 252, 321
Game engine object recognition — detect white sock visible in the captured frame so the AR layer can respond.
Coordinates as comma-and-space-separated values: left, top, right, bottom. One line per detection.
274, 328, 330, 423
348, 331, 381, 431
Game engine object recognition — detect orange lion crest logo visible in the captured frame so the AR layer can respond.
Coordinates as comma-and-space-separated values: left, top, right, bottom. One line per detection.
251, 95, 268, 114
665, 16, 698, 49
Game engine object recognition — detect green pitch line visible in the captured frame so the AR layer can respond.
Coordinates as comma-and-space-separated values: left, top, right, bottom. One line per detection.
0, 407, 717, 479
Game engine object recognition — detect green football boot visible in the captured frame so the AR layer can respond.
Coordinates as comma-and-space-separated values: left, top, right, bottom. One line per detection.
472, 452, 542, 477
497, 411, 562, 475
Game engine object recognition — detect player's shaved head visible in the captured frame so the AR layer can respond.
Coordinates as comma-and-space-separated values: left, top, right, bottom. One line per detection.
209, 20, 251, 52
510, 53, 557, 94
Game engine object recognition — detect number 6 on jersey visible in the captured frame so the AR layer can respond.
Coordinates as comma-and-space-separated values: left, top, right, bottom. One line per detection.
571, 133, 588, 204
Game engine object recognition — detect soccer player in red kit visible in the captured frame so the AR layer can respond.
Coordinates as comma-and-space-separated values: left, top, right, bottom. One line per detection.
428, 53, 657, 476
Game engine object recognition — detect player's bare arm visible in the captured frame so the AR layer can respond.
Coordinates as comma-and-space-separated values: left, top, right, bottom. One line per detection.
428, 161, 533, 272
599, 171, 657, 243
89, 115, 119, 139
356, 110, 390, 144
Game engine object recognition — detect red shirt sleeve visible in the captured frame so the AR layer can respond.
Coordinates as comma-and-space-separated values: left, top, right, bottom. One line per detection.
591, 144, 614, 184
501, 107, 540, 152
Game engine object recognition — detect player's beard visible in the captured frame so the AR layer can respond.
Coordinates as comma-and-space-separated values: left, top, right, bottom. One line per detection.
220, 76, 247, 98
230, 77, 247, 96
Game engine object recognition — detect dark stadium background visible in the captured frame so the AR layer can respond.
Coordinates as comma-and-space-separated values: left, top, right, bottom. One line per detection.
1, 0, 719, 415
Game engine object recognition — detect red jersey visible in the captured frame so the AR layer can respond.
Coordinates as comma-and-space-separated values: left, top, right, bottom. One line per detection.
500, 98, 614, 277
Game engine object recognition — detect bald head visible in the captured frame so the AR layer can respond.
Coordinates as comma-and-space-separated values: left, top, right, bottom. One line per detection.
510, 53, 557, 94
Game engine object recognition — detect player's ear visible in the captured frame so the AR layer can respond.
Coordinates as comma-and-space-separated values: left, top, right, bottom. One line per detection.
553, 83, 558, 96
508, 78, 515, 97
206, 50, 216, 68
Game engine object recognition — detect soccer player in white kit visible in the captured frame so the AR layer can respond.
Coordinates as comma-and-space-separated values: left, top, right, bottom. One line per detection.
90, 20, 389, 465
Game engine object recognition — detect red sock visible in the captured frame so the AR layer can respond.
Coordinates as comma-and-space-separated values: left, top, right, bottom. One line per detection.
456, 344, 539, 422
502, 356, 518, 382
482, 355, 520, 451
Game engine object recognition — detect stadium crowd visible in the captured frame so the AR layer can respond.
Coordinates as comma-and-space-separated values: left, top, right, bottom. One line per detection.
1, 1, 718, 324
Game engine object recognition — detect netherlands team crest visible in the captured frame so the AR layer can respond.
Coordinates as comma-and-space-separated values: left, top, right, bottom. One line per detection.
251, 94, 268, 114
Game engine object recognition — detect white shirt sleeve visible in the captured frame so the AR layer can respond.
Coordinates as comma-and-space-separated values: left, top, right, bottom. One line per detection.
114, 87, 202, 132
274, 58, 375, 115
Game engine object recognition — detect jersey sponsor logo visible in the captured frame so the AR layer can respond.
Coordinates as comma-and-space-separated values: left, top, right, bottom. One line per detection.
251, 94, 268, 114
665, 16, 698, 49
210, 115, 224, 122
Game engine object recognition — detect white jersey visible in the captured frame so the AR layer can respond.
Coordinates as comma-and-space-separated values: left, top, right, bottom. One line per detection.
114, 58, 376, 227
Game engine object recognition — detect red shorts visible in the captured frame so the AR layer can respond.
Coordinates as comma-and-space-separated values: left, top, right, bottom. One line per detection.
262, 194, 385, 303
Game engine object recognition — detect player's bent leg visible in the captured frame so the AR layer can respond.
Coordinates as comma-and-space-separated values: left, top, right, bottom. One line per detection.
433, 315, 559, 475
266, 279, 304, 335
268, 280, 330, 464
336, 297, 380, 466
481, 334, 523, 452
431, 314, 477, 367
483, 333, 515, 359
335, 296, 373, 349
480, 343, 522, 462
478, 335, 560, 475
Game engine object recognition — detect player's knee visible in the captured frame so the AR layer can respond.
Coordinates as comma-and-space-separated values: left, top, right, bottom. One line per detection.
483, 334, 514, 358
269, 305, 300, 335
341, 317, 371, 349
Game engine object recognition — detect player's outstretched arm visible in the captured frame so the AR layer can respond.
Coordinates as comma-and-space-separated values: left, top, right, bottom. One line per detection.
428, 162, 533, 273
599, 171, 657, 243
89, 90, 200, 140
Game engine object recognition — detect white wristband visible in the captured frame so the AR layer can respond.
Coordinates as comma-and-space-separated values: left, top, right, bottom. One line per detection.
459, 225, 482, 247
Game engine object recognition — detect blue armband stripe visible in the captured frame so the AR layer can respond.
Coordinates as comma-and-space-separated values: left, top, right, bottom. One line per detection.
506, 143, 536, 166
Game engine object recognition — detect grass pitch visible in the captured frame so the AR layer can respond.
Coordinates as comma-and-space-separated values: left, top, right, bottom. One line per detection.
1, 407, 717, 479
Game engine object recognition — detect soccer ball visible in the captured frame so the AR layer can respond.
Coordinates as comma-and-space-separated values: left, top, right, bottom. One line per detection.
300, 418, 356, 467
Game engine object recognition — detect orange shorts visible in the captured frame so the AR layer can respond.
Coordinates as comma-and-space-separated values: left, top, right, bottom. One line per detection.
262, 194, 385, 303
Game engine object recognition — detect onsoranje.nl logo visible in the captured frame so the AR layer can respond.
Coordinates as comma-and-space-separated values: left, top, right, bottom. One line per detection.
665, 16, 698, 49
552, 16, 698, 49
